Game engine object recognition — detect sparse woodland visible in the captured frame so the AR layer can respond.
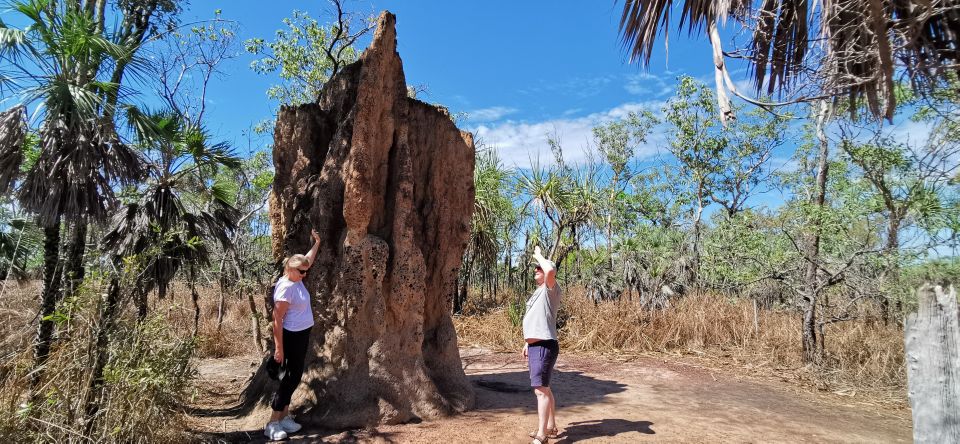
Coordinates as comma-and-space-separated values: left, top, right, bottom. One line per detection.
0, 0, 957, 441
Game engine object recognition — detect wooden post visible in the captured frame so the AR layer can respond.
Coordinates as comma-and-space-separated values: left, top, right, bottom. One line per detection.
905, 284, 960, 443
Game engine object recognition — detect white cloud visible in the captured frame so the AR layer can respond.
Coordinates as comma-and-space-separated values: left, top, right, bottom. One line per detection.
470, 101, 667, 169
625, 72, 674, 98
466, 106, 518, 122
517, 75, 618, 99
887, 119, 934, 147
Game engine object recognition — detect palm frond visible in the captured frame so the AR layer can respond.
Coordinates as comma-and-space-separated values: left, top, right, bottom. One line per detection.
123, 105, 165, 145
0, 19, 31, 60
19, 117, 146, 226
0, 105, 26, 193
619, 0, 960, 120
0, 217, 38, 279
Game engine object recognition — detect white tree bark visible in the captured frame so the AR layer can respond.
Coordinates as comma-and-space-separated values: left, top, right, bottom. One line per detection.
905, 284, 960, 443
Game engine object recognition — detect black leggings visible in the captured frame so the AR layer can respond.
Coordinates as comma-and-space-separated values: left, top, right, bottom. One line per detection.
271, 327, 311, 411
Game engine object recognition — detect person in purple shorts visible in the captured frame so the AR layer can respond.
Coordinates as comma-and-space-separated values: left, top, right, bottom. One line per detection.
522, 246, 562, 444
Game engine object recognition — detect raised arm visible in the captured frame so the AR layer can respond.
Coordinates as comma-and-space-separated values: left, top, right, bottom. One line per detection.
532, 246, 557, 289
304, 229, 321, 267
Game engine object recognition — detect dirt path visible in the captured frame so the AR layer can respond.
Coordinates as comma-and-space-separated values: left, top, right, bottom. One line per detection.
188, 348, 911, 443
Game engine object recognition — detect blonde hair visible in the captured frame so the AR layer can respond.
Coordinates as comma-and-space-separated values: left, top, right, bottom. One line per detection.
283, 254, 311, 270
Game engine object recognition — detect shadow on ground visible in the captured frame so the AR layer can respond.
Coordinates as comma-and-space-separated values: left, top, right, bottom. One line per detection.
554, 419, 655, 442
470, 369, 628, 412
189, 427, 401, 444
189, 357, 632, 442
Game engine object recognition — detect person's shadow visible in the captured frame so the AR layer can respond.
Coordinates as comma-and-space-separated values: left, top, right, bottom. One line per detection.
554, 419, 655, 442
470, 370, 628, 411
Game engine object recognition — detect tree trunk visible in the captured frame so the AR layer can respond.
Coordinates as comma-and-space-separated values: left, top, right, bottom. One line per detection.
32, 220, 63, 388
691, 183, 705, 287
133, 282, 148, 322
83, 272, 122, 435
905, 284, 959, 443
191, 264, 200, 337
880, 215, 903, 324
455, 251, 473, 314
229, 246, 264, 352
243, 284, 264, 354
802, 101, 832, 364
63, 217, 88, 297
606, 196, 615, 270
504, 239, 512, 291
216, 257, 227, 331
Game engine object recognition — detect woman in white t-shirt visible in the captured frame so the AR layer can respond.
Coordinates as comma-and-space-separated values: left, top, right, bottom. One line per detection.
264, 229, 321, 441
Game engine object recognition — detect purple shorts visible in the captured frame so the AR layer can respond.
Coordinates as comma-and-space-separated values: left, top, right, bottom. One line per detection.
527, 339, 559, 387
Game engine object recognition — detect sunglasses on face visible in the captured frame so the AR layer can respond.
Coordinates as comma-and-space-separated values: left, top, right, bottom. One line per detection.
297, 268, 309, 275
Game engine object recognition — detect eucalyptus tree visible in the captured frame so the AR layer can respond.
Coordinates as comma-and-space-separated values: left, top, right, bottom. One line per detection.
662, 76, 726, 285
662, 76, 790, 285
592, 110, 657, 263
154, 8, 240, 126
838, 127, 960, 320
0, 0, 179, 383
711, 107, 789, 217
245, 0, 374, 108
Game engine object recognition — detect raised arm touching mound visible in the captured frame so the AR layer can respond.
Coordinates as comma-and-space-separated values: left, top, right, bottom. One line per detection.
305, 229, 321, 267
264, 228, 322, 440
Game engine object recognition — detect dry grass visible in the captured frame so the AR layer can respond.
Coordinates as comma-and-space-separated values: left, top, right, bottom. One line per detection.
0, 279, 197, 442
157, 283, 265, 359
0, 279, 265, 442
455, 288, 906, 402
0, 278, 907, 441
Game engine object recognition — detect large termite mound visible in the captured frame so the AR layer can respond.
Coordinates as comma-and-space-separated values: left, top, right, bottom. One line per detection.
242, 11, 475, 428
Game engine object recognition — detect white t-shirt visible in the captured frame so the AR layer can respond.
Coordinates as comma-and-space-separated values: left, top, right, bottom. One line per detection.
273, 277, 314, 332
523, 284, 561, 341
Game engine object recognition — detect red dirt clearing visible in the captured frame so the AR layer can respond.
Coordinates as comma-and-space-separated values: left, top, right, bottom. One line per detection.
188, 348, 911, 443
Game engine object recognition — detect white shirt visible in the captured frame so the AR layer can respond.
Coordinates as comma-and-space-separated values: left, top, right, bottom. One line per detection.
523, 284, 561, 340
273, 277, 314, 332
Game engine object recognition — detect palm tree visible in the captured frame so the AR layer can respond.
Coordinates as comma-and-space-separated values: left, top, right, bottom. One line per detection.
517, 151, 600, 270
618, 0, 960, 121
458, 148, 511, 312
103, 110, 240, 324
0, 1, 162, 384
88, 110, 238, 429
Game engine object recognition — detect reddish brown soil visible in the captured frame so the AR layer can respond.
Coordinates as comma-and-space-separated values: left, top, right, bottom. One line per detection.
187, 348, 911, 443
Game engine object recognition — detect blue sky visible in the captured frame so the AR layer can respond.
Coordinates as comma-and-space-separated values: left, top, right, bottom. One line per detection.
173, 0, 938, 216
1, 0, 935, 211
178, 0, 722, 166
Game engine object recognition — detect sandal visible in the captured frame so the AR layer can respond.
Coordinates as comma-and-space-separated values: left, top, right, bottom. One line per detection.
528, 428, 559, 439
531, 436, 549, 444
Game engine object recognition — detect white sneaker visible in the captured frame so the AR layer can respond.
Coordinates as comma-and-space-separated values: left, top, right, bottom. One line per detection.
264, 421, 288, 441
279, 415, 302, 433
